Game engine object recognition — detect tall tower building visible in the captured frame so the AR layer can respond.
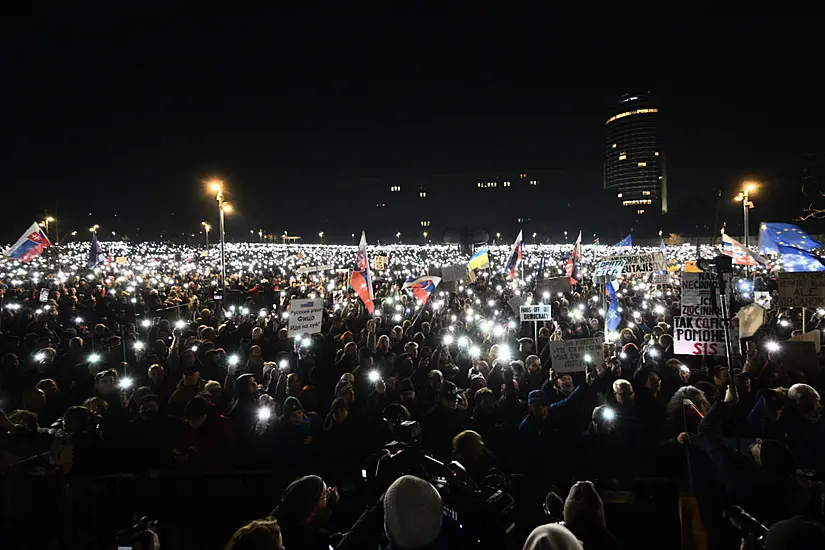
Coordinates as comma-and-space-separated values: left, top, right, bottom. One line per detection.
604, 94, 667, 216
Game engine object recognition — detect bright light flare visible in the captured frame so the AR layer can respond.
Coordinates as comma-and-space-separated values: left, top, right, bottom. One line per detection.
368, 370, 381, 383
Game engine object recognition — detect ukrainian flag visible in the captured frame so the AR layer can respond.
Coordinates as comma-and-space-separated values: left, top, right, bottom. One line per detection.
468, 247, 490, 270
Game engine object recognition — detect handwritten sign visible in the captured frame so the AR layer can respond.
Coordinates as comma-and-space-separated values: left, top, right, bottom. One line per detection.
549, 337, 603, 373
680, 272, 731, 316
615, 252, 666, 274
594, 260, 625, 282
777, 272, 825, 308
288, 297, 324, 337
673, 316, 727, 356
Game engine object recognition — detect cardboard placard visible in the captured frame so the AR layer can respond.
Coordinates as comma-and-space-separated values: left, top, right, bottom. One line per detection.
520, 304, 552, 322
549, 337, 603, 373
288, 297, 324, 336
777, 272, 825, 308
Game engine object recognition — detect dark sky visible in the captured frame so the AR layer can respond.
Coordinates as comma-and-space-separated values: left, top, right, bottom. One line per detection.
4, 13, 825, 243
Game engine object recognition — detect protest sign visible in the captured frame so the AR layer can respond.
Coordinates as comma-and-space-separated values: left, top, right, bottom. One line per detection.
549, 337, 603, 373
754, 291, 771, 309
593, 260, 625, 282
373, 255, 388, 271
613, 252, 666, 274
116, 256, 128, 265
789, 330, 821, 354
295, 264, 334, 274
507, 296, 524, 314
652, 272, 671, 285
39, 288, 49, 303
520, 304, 552, 322
288, 296, 324, 337
537, 276, 570, 297
680, 272, 731, 316
737, 303, 766, 339
441, 264, 469, 283
777, 272, 825, 308
673, 316, 729, 356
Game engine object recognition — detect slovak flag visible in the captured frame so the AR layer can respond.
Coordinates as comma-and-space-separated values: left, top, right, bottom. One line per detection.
403, 276, 442, 305
349, 231, 375, 314
721, 232, 767, 267
505, 230, 523, 280
4, 222, 51, 263
683, 399, 705, 419
565, 231, 582, 284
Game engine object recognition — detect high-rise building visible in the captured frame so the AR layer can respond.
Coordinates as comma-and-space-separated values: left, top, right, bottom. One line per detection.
604, 94, 668, 216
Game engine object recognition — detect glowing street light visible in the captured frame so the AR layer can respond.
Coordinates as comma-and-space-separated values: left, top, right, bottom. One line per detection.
319, 231, 325, 244
207, 179, 229, 285
734, 181, 757, 275
423, 231, 428, 244
89, 224, 100, 233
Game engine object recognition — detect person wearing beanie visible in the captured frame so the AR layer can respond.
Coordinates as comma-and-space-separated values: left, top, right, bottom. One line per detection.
384, 475, 442, 549
274, 396, 317, 464
522, 524, 583, 550
270, 475, 339, 550
764, 515, 825, 549
699, 383, 811, 526
563, 481, 619, 550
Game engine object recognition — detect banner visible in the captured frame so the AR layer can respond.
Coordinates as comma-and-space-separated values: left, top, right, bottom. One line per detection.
614, 252, 666, 274
296, 264, 335, 274
673, 316, 728, 356
287, 297, 324, 337
549, 337, 603, 373
520, 304, 552, 322
777, 272, 825, 308
680, 272, 731, 316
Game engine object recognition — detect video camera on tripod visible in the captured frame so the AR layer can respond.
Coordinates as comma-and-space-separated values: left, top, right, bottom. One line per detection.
363, 415, 519, 548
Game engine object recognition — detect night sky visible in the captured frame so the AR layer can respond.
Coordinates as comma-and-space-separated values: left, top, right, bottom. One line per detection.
4, 14, 825, 243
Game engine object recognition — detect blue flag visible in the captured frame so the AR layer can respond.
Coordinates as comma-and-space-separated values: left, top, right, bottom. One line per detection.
606, 280, 622, 332
778, 245, 825, 272
87, 232, 103, 268
614, 233, 632, 247
534, 253, 546, 282
759, 222, 821, 255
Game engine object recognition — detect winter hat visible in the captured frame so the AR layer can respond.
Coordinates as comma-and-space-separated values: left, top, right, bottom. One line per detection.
563, 481, 606, 528
522, 524, 583, 550
283, 396, 304, 418
528, 390, 548, 406
184, 395, 210, 418
758, 439, 797, 475
271, 475, 325, 525
765, 515, 825, 549
334, 380, 354, 398
438, 380, 458, 400
234, 373, 256, 397
384, 475, 442, 549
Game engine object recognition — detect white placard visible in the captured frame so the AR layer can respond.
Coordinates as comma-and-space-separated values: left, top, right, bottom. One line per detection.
754, 291, 771, 309
680, 272, 732, 316
652, 272, 671, 285
520, 304, 552, 322
549, 337, 603, 373
615, 252, 666, 274
39, 288, 50, 303
594, 260, 625, 281
295, 264, 334, 274
673, 316, 727, 356
288, 297, 324, 337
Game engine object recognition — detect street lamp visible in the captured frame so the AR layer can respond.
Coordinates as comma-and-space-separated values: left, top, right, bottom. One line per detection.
351, 233, 355, 246
89, 224, 99, 233
532, 232, 537, 244
201, 222, 211, 251
423, 231, 428, 244
496, 232, 501, 244
208, 179, 229, 285
42, 216, 56, 241
734, 182, 756, 248
396, 231, 401, 244
564, 230, 568, 242
319, 231, 325, 244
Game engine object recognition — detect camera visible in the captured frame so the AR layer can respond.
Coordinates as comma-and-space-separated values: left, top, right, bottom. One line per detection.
723, 506, 767, 549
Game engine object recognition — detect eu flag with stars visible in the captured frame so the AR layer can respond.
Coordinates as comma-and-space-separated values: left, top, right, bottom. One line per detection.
614, 233, 632, 248
778, 245, 825, 272
759, 222, 821, 255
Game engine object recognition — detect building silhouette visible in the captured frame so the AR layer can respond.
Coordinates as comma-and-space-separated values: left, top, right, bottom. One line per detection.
604, 94, 668, 218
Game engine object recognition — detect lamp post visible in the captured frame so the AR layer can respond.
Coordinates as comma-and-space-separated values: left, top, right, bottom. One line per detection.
423, 231, 428, 245
209, 180, 230, 285
351, 233, 355, 246
396, 232, 401, 244
496, 232, 501, 244
734, 182, 757, 275
532, 232, 537, 244
319, 231, 325, 244
201, 222, 211, 252
564, 230, 568, 243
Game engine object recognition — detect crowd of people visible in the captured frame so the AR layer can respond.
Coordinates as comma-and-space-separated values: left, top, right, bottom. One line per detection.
1, 239, 825, 549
